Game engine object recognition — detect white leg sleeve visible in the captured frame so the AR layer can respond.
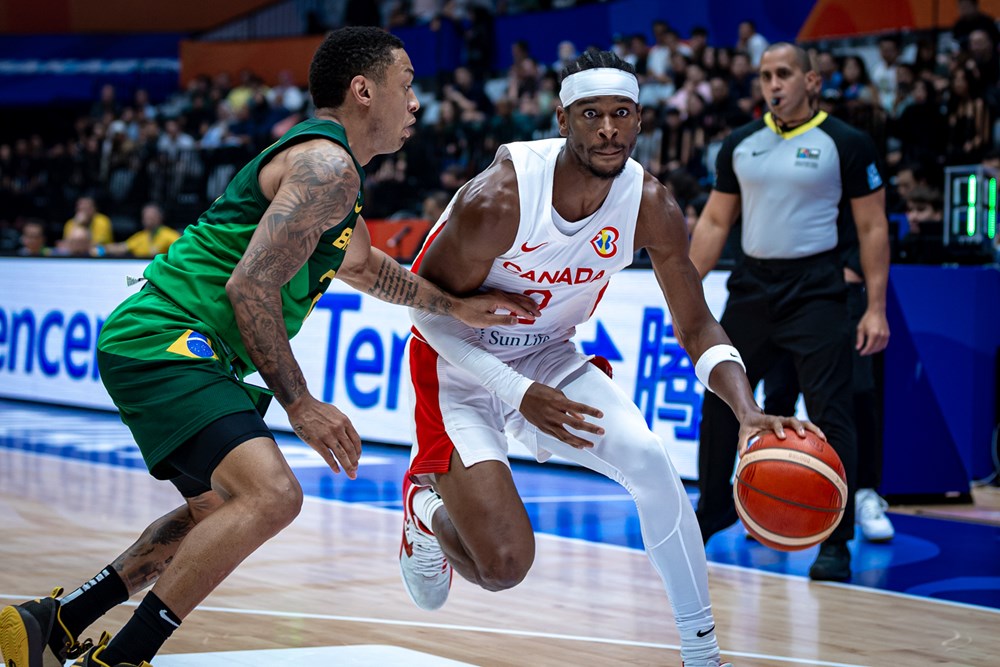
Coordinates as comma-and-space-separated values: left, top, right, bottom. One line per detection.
517, 364, 720, 664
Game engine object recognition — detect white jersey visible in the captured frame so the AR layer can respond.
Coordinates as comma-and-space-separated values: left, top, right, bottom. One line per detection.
415, 138, 644, 362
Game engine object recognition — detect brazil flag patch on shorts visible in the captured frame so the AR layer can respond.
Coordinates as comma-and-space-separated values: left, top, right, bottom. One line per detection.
166, 330, 219, 360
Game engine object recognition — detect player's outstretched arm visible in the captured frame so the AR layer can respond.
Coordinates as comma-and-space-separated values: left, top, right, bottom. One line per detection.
336, 216, 540, 327
227, 140, 362, 478
636, 176, 821, 452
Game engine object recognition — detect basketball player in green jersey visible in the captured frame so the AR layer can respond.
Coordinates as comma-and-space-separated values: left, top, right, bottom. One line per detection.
0, 27, 538, 667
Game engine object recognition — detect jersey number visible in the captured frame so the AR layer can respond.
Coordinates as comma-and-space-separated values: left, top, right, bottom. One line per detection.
518, 289, 552, 325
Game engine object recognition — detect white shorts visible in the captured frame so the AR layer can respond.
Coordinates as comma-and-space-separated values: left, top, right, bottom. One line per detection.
407, 336, 637, 476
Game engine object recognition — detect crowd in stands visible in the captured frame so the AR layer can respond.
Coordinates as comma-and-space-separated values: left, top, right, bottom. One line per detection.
2, 0, 1000, 264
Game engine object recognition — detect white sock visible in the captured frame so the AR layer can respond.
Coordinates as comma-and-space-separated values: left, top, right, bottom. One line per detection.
412, 487, 444, 533
674, 605, 720, 665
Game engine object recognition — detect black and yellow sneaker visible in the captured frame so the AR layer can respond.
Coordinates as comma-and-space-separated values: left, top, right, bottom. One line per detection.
0, 587, 92, 667
69, 632, 152, 667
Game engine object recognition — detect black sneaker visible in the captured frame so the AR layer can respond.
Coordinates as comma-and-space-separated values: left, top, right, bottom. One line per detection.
0, 587, 92, 666
809, 542, 851, 582
69, 631, 153, 667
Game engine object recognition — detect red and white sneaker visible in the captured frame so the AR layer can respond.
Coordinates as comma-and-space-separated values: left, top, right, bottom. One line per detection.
399, 474, 452, 610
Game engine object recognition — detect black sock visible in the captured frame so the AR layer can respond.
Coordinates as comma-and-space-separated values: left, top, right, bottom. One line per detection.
101, 591, 181, 665
57, 566, 129, 648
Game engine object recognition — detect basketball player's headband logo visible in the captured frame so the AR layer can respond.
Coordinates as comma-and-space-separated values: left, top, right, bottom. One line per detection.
559, 68, 639, 107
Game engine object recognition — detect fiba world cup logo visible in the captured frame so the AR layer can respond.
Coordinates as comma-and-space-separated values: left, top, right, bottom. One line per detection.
591, 226, 619, 258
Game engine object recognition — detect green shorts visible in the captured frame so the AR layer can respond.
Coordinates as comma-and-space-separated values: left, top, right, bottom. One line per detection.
97, 286, 273, 480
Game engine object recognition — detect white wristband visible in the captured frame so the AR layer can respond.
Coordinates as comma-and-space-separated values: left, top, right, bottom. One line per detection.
694, 344, 746, 393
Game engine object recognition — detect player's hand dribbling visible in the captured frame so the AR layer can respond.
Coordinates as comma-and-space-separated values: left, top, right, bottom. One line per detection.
737, 411, 826, 457
454, 289, 541, 328
285, 394, 362, 478
518, 382, 604, 449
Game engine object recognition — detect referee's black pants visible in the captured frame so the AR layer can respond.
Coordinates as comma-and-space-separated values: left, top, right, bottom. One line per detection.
696, 251, 858, 545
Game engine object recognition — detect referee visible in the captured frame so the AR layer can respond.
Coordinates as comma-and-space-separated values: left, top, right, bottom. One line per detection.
689, 42, 890, 581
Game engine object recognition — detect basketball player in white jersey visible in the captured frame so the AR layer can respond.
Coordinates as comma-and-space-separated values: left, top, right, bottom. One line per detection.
399, 50, 819, 667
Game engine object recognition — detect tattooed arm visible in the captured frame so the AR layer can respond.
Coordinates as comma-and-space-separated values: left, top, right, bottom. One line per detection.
337, 215, 540, 327
227, 140, 363, 478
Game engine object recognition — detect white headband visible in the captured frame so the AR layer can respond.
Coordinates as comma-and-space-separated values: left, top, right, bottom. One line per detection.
559, 67, 639, 108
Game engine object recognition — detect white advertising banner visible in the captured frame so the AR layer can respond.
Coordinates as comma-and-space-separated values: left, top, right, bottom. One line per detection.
0, 258, 731, 479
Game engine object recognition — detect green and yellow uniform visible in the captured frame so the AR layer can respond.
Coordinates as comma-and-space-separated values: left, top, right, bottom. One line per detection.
97, 119, 364, 479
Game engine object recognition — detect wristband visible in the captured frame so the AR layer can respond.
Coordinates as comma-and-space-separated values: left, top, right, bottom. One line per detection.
694, 344, 746, 392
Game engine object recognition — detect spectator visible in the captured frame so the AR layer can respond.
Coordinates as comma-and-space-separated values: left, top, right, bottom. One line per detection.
871, 35, 903, 113
157, 119, 197, 160
668, 63, 712, 119
421, 190, 450, 223
266, 70, 306, 113
63, 196, 113, 246
816, 51, 844, 98
443, 66, 494, 122
104, 203, 179, 258
890, 63, 917, 117
90, 84, 119, 120
226, 69, 262, 114
687, 26, 709, 64
897, 185, 946, 263
891, 162, 933, 213
660, 106, 685, 175
944, 67, 991, 163
507, 48, 541, 99
647, 20, 674, 85
552, 40, 579, 75
684, 192, 709, 235
17, 220, 51, 256
952, 0, 1000, 50
967, 29, 1000, 87
892, 78, 947, 167
729, 51, 755, 106
200, 102, 244, 149
841, 55, 879, 104
680, 92, 709, 179
913, 38, 947, 80
625, 33, 651, 83
133, 88, 158, 121
632, 106, 663, 174
59, 226, 95, 257
736, 20, 770, 67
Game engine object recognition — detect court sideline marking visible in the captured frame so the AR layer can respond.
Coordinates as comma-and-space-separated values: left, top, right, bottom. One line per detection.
0, 594, 870, 667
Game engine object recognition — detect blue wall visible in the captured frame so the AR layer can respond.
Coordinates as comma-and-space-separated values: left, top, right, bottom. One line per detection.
399, 0, 817, 77
0, 34, 181, 105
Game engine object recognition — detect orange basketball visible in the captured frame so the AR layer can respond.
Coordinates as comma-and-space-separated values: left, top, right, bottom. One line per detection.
734, 431, 847, 552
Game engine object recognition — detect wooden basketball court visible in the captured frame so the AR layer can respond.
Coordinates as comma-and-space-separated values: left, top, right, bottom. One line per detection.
1, 446, 996, 667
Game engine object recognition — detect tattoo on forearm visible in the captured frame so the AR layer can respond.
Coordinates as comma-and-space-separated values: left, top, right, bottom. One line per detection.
369, 257, 419, 305
230, 147, 358, 407
368, 257, 454, 315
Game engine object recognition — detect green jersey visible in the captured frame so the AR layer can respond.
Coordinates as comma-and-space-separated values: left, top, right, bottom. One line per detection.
142, 118, 365, 376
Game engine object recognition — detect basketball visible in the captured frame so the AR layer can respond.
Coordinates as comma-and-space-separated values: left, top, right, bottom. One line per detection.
734, 431, 847, 552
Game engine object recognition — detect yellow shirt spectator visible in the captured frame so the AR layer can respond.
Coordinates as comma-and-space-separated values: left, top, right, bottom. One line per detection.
63, 196, 114, 245
103, 203, 179, 258
125, 225, 180, 258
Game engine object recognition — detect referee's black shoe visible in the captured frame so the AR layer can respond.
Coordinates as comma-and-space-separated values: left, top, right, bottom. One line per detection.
809, 541, 851, 581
